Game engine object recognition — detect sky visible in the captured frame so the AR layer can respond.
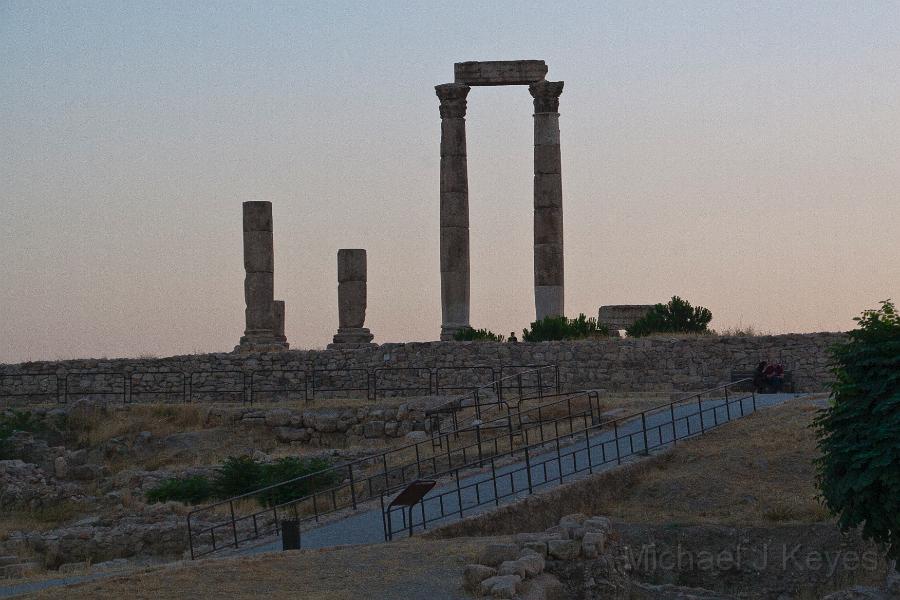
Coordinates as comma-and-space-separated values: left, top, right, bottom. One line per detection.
1, 1, 898, 363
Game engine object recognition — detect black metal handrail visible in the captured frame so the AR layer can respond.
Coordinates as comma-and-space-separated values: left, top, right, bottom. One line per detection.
64, 371, 127, 403
185, 366, 573, 558
186, 387, 599, 559
381, 380, 758, 539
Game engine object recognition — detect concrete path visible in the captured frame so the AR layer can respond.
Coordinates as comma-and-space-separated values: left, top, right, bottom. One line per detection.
249, 392, 801, 552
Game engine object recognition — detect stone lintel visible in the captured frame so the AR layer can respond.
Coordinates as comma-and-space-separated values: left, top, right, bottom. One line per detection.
454, 60, 548, 86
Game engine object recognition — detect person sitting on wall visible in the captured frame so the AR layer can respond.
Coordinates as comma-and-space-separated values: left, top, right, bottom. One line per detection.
508, 332, 518, 343
753, 361, 768, 393
765, 363, 785, 393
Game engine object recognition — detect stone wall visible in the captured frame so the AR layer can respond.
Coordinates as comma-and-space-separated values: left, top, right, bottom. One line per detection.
0, 333, 844, 403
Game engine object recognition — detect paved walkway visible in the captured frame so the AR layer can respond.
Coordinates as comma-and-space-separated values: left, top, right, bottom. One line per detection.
254, 392, 802, 551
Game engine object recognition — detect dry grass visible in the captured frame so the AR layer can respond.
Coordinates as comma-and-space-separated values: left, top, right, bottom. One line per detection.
65, 404, 209, 447
28, 536, 494, 600
430, 395, 831, 538
0, 502, 84, 542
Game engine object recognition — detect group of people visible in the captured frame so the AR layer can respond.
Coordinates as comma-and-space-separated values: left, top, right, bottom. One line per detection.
753, 360, 785, 393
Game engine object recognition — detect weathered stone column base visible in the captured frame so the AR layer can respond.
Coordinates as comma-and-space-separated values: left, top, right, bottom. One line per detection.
234, 336, 290, 354
440, 323, 468, 341
535, 285, 564, 320
328, 327, 374, 349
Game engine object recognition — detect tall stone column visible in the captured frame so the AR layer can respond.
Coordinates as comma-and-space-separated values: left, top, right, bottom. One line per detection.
236, 201, 286, 352
329, 249, 374, 348
436, 83, 472, 341
530, 80, 565, 320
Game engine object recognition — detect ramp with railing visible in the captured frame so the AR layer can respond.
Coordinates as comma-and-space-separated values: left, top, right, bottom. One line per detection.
185, 365, 565, 558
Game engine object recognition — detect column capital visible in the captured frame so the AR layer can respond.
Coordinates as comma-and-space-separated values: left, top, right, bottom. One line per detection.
529, 80, 564, 113
435, 83, 471, 118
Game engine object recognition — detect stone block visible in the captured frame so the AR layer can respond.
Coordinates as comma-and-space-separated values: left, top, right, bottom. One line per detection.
363, 421, 385, 438
522, 541, 548, 557
479, 543, 521, 567
463, 564, 496, 591
517, 551, 546, 576
242, 231, 274, 272
583, 516, 612, 533
477, 574, 522, 598
533, 113, 561, 144
534, 173, 562, 208
338, 281, 367, 329
534, 206, 563, 245
533, 243, 563, 286
547, 539, 580, 560
440, 118, 467, 156
455, 60, 547, 86
498, 560, 526, 579
337, 249, 367, 282
440, 155, 469, 193
440, 192, 469, 228
242, 201, 272, 232
440, 226, 470, 273
534, 143, 561, 174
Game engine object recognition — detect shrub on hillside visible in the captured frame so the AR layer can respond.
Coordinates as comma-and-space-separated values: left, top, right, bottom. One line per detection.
814, 300, 900, 560
522, 314, 608, 342
626, 296, 713, 337
145, 475, 214, 505
0, 410, 48, 459
213, 455, 264, 499
453, 327, 505, 342
258, 457, 341, 507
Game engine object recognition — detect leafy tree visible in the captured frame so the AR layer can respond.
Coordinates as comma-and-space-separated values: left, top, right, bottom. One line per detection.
453, 327, 505, 342
522, 314, 608, 342
626, 296, 713, 337
814, 300, 900, 560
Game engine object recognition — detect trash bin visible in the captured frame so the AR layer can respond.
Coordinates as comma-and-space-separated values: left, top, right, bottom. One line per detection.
281, 519, 300, 551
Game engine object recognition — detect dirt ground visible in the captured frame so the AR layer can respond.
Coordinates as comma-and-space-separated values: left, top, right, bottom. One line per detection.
26, 537, 492, 600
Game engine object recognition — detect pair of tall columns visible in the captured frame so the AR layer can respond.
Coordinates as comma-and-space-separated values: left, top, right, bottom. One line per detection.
437, 80, 565, 340
236, 201, 289, 352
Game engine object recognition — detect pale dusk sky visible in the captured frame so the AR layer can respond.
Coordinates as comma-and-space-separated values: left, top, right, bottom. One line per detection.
1, 2, 898, 362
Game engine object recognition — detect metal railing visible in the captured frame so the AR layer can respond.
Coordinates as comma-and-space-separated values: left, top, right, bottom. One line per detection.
185, 366, 574, 559
382, 380, 758, 540
0, 364, 559, 406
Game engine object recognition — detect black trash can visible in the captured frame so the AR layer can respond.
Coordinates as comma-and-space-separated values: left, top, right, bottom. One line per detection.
281, 519, 300, 551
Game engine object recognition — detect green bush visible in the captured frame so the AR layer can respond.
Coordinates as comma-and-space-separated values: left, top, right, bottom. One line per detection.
212, 455, 263, 498
258, 457, 341, 507
453, 327, 505, 342
626, 296, 713, 337
145, 475, 213, 505
522, 314, 608, 342
0, 410, 48, 459
814, 300, 900, 560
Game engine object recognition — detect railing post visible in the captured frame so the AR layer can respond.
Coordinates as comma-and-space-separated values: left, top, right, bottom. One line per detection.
537, 369, 543, 401
698, 395, 705, 432
348, 465, 357, 510
415, 443, 422, 479
614, 420, 621, 464
491, 457, 499, 506
641, 412, 649, 455
555, 433, 563, 483
456, 469, 464, 518
724, 387, 731, 421
670, 402, 677, 445
476, 424, 483, 466
524, 445, 533, 493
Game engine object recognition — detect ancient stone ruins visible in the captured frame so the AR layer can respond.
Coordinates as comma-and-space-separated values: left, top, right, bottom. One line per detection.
234, 60, 568, 349
439, 60, 565, 340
